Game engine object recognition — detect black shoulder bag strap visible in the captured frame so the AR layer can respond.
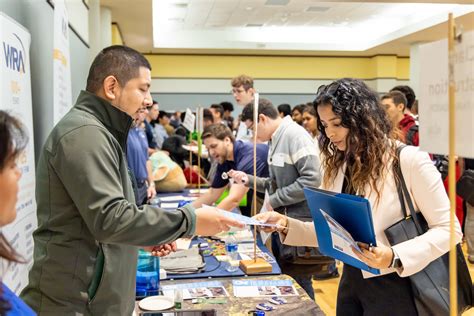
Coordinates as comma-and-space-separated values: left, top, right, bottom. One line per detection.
396, 145, 424, 235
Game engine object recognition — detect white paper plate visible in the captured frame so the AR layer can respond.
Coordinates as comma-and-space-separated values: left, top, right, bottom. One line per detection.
139, 295, 174, 311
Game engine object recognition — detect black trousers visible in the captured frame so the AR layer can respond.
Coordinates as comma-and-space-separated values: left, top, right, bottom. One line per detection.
337, 264, 418, 316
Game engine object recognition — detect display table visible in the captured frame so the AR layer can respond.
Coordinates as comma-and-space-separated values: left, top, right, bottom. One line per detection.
165, 237, 281, 280
155, 190, 282, 279
134, 274, 324, 316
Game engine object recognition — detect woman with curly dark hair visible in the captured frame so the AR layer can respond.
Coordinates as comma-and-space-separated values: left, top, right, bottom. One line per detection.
254, 78, 461, 315
0, 110, 35, 315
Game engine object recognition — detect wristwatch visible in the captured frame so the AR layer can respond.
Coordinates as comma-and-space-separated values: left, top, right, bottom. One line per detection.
390, 249, 403, 269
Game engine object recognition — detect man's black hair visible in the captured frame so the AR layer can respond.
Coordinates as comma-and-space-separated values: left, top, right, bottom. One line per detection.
203, 109, 214, 122
86, 45, 151, 93
381, 91, 407, 111
210, 104, 224, 118
277, 103, 291, 117
390, 85, 416, 110
241, 98, 277, 122
292, 104, 305, 114
158, 111, 169, 120
220, 101, 234, 113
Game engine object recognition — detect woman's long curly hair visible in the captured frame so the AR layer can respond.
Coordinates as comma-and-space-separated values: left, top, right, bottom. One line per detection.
314, 78, 399, 201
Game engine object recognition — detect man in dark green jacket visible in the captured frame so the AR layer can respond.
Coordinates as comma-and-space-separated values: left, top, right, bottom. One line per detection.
21, 46, 242, 315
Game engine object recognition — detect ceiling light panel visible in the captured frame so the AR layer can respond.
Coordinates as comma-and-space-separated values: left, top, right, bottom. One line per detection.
173, 3, 188, 8
306, 6, 330, 13
264, 0, 290, 6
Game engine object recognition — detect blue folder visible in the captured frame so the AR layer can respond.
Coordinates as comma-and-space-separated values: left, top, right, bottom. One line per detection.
304, 187, 380, 275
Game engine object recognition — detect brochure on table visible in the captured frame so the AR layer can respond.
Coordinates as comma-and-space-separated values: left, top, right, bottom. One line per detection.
162, 281, 228, 300
232, 279, 298, 297
237, 243, 276, 263
304, 187, 380, 275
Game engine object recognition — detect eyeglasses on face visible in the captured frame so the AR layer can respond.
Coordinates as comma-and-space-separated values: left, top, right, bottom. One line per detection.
231, 88, 246, 95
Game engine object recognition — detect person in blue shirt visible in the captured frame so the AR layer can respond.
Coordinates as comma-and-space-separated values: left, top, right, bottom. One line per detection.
154, 111, 171, 149
0, 110, 35, 315
144, 100, 159, 154
127, 107, 156, 206
192, 124, 269, 217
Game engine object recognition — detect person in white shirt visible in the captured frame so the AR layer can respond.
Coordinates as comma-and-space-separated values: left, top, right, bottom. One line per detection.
231, 74, 255, 141
254, 78, 462, 315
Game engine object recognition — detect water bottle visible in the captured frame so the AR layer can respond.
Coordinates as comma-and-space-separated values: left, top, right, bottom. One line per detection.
174, 289, 183, 309
136, 249, 160, 297
225, 232, 239, 272
149, 196, 161, 208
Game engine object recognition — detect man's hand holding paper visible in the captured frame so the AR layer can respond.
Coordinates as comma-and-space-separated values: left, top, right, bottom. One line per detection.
194, 206, 246, 236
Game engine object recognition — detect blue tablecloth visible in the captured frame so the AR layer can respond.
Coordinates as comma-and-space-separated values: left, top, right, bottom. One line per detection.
165, 237, 281, 280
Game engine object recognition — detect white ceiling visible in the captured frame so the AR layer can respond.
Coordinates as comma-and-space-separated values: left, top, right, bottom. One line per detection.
152, 0, 473, 51
101, 0, 474, 56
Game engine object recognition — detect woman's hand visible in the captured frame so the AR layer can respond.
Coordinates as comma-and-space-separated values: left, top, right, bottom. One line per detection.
253, 211, 288, 234
353, 242, 394, 269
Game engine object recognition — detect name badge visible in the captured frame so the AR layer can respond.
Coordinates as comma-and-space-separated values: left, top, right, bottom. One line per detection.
272, 154, 285, 167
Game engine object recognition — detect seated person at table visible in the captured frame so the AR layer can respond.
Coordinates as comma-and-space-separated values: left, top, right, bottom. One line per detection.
192, 124, 269, 216
149, 150, 187, 193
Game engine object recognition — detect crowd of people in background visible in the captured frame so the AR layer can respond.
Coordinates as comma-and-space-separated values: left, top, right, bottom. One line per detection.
123, 74, 471, 263
132, 77, 426, 202
118, 71, 473, 301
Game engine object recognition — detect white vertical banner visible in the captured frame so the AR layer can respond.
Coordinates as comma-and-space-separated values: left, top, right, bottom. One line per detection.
246, 92, 258, 145
0, 12, 37, 294
196, 107, 204, 134
183, 108, 196, 132
53, 0, 72, 124
253, 92, 259, 125
419, 30, 474, 158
